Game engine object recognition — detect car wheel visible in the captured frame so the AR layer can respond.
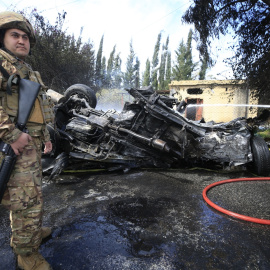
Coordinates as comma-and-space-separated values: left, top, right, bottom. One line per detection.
251, 136, 270, 176
64, 84, 97, 108
46, 124, 61, 157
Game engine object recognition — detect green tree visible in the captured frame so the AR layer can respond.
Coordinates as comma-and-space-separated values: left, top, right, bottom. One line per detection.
134, 57, 140, 88
27, 10, 95, 93
106, 45, 116, 88
172, 40, 186, 80
172, 29, 196, 80
95, 35, 104, 88
142, 59, 151, 87
101, 56, 107, 86
113, 53, 123, 89
124, 40, 136, 88
151, 32, 162, 90
165, 51, 172, 88
158, 36, 169, 90
182, 0, 270, 100
185, 30, 195, 78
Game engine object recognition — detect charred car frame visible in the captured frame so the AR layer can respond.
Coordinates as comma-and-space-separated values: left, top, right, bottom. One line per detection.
44, 85, 270, 179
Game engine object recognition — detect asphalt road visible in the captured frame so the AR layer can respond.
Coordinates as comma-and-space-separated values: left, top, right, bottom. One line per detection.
0, 168, 269, 270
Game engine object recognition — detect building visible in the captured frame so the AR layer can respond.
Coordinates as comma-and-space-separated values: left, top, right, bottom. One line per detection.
169, 79, 258, 123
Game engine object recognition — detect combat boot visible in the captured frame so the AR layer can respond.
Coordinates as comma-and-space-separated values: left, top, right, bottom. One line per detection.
10, 227, 52, 248
17, 252, 52, 270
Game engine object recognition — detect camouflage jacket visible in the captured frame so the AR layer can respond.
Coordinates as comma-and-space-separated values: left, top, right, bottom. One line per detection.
0, 49, 54, 143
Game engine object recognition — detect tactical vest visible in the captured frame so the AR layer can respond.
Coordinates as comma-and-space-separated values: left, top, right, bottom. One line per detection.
0, 49, 54, 126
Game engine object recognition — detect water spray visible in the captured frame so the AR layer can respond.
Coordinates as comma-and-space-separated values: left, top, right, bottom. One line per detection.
187, 104, 270, 108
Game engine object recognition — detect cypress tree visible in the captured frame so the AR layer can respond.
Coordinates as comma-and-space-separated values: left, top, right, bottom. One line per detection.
142, 59, 151, 87
101, 56, 107, 86
124, 40, 136, 88
165, 51, 172, 88
172, 29, 196, 80
159, 36, 169, 90
106, 45, 116, 88
172, 39, 186, 80
185, 29, 194, 80
95, 35, 104, 88
114, 53, 122, 88
159, 48, 166, 90
134, 57, 140, 89
151, 32, 162, 90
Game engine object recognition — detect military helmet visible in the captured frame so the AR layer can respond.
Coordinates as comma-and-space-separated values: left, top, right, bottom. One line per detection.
0, 11, 36, 47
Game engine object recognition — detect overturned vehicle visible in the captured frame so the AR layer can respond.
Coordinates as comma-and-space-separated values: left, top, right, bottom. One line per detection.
44, 85, 270, 179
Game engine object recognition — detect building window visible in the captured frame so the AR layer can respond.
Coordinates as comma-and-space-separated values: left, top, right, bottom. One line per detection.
187, 88, 203, 95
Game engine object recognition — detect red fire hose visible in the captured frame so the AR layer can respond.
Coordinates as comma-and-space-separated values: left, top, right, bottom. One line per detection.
202, 177, 270, 225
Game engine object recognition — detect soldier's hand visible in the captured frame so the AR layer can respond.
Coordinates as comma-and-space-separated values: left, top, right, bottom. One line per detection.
44, 141, 52, 154
10, 132, 32, 155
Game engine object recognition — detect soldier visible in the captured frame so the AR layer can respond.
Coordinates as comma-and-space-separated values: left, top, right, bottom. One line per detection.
0, 11, 54, 270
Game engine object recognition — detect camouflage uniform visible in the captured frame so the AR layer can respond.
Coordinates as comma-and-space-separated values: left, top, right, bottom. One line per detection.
0, 48, 54, 255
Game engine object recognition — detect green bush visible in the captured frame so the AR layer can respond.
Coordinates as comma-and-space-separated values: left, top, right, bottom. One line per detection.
257, 129, 270, 141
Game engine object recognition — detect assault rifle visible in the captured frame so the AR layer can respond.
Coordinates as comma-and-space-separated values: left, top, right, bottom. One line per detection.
0, 77, 41, 203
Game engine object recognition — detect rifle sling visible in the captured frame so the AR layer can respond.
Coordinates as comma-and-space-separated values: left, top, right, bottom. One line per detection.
0, 64, 18, 95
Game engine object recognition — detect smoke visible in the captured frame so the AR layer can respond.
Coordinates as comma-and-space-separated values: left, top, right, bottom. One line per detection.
96, 88, 134, 112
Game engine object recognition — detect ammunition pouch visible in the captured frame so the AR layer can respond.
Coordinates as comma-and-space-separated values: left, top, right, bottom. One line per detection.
0, 68, 54, 125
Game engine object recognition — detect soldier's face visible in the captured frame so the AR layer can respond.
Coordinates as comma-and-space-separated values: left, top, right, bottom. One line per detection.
3, 28, 30, 60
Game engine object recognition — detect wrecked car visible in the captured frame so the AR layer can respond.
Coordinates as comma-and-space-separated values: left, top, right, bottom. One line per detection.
43, 84, 270, 179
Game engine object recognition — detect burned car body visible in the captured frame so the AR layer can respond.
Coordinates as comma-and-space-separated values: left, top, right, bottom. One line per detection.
45, 86, 270, 178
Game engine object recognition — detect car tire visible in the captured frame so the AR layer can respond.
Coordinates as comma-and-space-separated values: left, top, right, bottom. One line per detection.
64, 84, 97, 108
251, 136, 270, 176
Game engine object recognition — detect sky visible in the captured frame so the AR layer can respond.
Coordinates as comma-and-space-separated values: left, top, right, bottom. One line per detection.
0, 0, 235, 79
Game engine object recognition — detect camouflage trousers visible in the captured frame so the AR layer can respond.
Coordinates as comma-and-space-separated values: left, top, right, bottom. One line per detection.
0, 137, 43, 256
